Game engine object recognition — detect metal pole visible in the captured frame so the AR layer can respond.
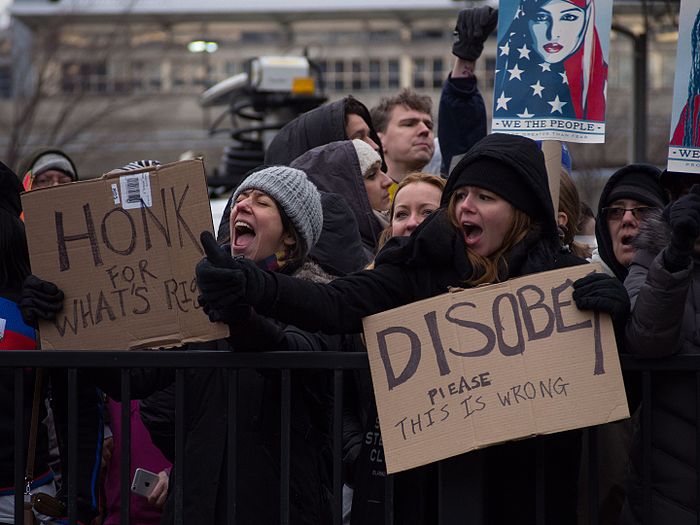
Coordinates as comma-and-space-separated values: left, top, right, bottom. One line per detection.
633, 31, 648, 163
612, 24, 648, 163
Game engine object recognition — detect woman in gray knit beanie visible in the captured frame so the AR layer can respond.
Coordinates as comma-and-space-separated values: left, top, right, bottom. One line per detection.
229, 165, 323, 268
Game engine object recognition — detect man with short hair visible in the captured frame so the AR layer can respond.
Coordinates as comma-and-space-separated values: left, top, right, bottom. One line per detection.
371, 89, 435, 184
371, 7, 495, 184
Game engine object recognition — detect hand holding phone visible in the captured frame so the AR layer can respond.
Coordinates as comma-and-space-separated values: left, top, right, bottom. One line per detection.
131, 468, 159, 497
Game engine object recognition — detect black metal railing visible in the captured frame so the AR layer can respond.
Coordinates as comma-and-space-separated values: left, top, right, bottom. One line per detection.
2, 351, 700, 525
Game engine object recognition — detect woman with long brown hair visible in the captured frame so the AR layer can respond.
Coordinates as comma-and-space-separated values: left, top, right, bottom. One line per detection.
196, 133, 631, 524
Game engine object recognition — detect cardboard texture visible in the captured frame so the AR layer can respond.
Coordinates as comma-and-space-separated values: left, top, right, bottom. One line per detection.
362, 264, 629, 474
21, 159, 229, 350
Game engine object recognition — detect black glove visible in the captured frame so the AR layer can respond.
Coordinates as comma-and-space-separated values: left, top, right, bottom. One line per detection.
572, 273, 630, 325
19, 275, 64, 326
663, 184, 700, 272
452, 6, 498, 61
195, 231, 273, 323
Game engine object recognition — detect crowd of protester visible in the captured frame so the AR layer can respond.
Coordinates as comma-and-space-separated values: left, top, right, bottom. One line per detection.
2, 6, 700, 525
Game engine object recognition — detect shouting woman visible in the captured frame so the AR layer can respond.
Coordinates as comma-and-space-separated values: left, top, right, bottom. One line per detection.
196, 133, 630, 523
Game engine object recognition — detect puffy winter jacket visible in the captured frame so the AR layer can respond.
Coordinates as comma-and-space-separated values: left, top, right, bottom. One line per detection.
620, 214, 700, 525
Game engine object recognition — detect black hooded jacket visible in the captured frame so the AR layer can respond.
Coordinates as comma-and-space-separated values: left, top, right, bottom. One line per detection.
0, 162, 22, 217
291, 141, 384, 259
254, 133, 581, 334
217, 98, 384, 243
310, 192, 368, 276
245, 133, 585, 524
265, 99, 345, 165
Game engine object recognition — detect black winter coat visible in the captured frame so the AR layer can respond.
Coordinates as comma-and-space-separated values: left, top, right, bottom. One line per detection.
437, 74, 487, 175
117, 261, 347, 525
620, 215, 700, 525
247, 134, 587, 524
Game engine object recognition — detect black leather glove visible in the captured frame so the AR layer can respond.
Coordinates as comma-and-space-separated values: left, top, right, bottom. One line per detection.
572, 273, 630, 325
663, 184, 700, 272
195, 231, 273, 323
452, 7, 498, 61
19, 275, 64, 326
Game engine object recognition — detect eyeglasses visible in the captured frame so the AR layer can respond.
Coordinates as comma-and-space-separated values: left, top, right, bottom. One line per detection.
603, 206, 654, 221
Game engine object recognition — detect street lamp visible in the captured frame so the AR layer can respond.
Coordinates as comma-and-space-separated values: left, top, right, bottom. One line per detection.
187, 40, 218, 53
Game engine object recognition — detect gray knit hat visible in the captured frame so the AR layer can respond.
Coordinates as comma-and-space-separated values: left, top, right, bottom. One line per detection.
32, 153, 76, 179
232, 166, 323, 255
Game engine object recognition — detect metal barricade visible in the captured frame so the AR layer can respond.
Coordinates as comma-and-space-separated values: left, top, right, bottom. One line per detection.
3, 351, 700, 525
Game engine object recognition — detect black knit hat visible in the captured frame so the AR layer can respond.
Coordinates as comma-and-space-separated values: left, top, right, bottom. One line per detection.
448, 156, 541, 219
0, 162, 22, 218
445, 133, 556, 239
605, 164, 666, 209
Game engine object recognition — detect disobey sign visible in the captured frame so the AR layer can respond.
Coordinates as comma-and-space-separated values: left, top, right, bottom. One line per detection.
21, 159, 228, 350
362, 264, 629, 474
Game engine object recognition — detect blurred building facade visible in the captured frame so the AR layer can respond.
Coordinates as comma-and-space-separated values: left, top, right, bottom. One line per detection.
0, 0, 682, 180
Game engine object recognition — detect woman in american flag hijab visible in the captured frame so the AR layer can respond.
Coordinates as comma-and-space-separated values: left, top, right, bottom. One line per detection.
494, 0, 607, 121
671, 11, 700, 147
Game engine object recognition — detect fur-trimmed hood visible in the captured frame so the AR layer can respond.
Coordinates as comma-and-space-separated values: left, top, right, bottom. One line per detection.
631, 209, 669, 257
293, 259, 334, 284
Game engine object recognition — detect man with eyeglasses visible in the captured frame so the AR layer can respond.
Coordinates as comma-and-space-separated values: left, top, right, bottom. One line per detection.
594, 164, 669, 281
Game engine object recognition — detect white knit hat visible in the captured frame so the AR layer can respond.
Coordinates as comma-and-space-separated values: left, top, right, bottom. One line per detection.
232, 166, 323, 255
351, 139, 381, 177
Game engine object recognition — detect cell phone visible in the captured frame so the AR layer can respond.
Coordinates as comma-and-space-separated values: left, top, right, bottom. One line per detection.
131, 467, 159, 497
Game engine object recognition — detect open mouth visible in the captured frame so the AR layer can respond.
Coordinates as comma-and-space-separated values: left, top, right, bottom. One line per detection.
462, 222, 483, 246
544, 43, 563, 54
233, 220, 256, 248
620, 234, 634, 246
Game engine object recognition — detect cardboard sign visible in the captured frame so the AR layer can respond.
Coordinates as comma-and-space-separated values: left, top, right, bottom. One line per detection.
491, 0, 613, 142
668, 0, 700, 173
21, 159, 229, 350
362, 264, 628, 474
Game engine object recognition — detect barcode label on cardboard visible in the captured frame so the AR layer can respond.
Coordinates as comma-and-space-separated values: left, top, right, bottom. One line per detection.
120, 173, 152, 209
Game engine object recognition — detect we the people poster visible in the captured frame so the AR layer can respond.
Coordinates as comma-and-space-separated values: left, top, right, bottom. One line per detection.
492, 0, 613, 142
668, 0, 700, 173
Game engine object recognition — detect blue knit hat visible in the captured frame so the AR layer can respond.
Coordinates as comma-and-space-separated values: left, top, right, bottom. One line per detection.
232, 166, 323, 255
